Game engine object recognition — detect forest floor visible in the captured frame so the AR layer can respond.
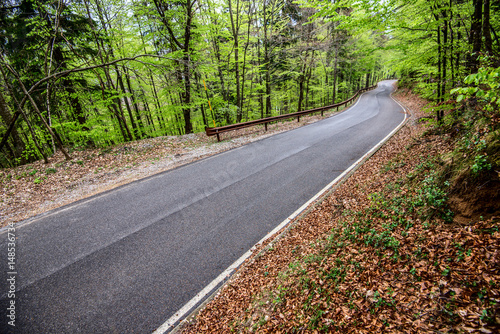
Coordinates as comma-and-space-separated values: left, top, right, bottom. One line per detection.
177, 89, 500, 333
1, 104, 349, 227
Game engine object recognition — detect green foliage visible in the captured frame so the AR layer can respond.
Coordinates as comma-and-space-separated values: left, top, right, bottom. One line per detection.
471, 155, 492, 174
417, 176, 448, 208
451, 65, 500, 115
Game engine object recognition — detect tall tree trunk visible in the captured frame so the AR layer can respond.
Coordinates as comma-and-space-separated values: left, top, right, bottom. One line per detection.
240, 2, 254, 121
470, 0, 483, 73
141, 89, 156, 133
332, 36, 339, 104
442, 19, 448, 102
263, 0, 272, 117
450, 4, 455, 87
124, 67, 144, 138
194, 72, 208, 127
483, 0, 492, 55
305, 66, 312, 109
257, 35, 265, 119
297, 52, 308, 112
116, 67, 138, 139
228, 0, 242, 122
437, 27, 442, 104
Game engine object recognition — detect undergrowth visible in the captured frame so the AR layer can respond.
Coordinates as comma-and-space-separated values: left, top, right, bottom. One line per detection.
242, 101, 499, 332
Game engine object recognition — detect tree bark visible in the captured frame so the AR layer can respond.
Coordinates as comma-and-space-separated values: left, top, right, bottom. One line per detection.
263, 0, 273, 117
442, 18, 448, 102
228, 0, 242, 122
124, 67, 144, 138
470, 0, 483, 73
332, 33, 339, 104
116, 67, 138, 139
437, 27, 442, 104
483, 0, 492, 55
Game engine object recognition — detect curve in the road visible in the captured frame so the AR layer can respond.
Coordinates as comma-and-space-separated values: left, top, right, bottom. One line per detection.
0, 80, 405, 334
157, 85, 409, 334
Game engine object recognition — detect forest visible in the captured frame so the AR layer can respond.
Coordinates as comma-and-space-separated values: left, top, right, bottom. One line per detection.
0, 0, 499, 167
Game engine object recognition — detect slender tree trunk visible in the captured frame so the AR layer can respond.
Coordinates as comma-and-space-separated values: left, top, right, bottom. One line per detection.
483, 0, 492, 55
194, 72, 208, 127
332, 38, 339, 104
257, 35, 264, 118
470, 0, 483, 73
141, 90, 156, 133
450, 5, 455, 87
437, 27, 442, 104
228, 0, 242, 122
442, 19, 448, 102
297, 52, 308, 112
240, 2, 253, 122
305, 66, 312, 109
263, 0, 272, 117
124, 67, 144, 138
116, 67, 138, 139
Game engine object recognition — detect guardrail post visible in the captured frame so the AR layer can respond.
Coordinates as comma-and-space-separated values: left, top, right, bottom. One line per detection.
216, 131, 220, 142
297, 116, 300, 122
321, 110, 324, 117
265, 122, 268, 131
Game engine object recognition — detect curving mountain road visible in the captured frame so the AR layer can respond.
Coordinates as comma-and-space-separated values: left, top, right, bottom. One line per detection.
0, 80, 405, 333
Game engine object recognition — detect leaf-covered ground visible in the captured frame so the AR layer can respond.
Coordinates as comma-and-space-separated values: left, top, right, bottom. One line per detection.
0, 107, 344, 228
179, 89, 500, 333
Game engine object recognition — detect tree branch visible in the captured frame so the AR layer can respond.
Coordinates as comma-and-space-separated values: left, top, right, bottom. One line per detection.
399, 26, 437, 32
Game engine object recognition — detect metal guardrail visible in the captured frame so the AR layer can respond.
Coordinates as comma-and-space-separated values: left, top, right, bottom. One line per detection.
205, 85, 377, 141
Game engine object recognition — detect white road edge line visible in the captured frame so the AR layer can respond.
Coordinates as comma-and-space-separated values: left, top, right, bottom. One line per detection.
153, 83, 407, 334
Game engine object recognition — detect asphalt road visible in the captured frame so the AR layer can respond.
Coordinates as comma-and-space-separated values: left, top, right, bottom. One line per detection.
0, 80, 405, 333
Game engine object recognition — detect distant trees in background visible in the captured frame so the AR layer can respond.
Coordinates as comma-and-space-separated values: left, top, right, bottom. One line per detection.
385, 0, 499, 102
0, 0, 498, 167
